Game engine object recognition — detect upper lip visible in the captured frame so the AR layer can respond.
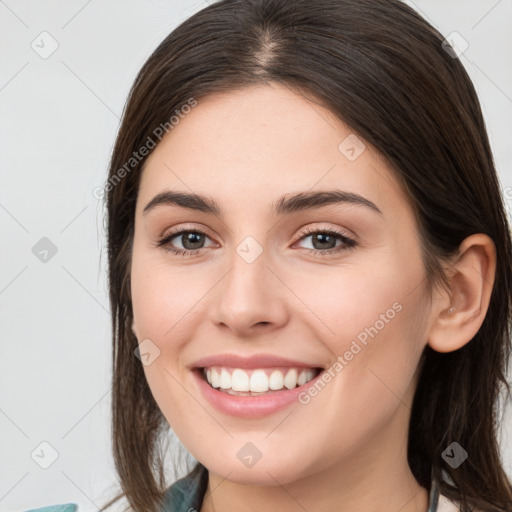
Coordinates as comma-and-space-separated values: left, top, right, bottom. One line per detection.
190, 353, 324, 370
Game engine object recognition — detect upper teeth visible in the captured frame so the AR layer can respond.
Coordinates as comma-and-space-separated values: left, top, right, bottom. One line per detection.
204, 366, 318, 392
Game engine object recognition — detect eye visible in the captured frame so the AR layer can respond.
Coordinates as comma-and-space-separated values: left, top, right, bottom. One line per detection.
294, 226, 357, 256
156, 228, 215, 257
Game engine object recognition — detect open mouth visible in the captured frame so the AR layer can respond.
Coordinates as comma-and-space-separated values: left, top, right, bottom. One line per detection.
197, 366, 323, 396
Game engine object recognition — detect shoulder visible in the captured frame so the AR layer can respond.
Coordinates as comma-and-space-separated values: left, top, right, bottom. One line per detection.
21, 504, 78, 512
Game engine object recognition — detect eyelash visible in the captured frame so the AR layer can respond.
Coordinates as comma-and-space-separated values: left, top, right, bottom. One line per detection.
156, 226, 357, 258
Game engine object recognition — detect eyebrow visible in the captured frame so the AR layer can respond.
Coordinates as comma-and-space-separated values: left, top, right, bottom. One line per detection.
142, 189, 382, 216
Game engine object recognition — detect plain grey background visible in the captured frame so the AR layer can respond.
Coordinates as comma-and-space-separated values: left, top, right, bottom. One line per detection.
1, 1, 511, 510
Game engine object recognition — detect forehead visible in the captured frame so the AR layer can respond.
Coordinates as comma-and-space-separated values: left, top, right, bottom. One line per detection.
136, 83, 410, 220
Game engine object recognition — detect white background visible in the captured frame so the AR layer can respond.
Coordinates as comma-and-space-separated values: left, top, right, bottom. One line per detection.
1, 1, 511, 510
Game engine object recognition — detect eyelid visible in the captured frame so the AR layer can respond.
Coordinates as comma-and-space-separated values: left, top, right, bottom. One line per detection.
159, 223, 217, 242
294, 223, 356, 242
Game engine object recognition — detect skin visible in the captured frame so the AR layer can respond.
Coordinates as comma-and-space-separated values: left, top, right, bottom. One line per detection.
130, 82, 496, 512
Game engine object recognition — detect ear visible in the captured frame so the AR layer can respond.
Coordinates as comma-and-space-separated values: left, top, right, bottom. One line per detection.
427, 234, 496, 353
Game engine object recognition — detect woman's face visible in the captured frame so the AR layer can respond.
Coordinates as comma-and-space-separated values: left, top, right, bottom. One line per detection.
131, 82, 435, 485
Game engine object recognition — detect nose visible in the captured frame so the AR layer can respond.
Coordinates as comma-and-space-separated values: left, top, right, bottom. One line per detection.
209, 246, 289, 338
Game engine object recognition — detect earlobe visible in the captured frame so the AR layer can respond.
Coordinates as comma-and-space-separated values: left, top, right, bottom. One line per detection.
427, 234, 496, 353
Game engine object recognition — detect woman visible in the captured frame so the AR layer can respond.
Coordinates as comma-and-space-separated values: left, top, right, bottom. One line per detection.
27, 0, 512, 511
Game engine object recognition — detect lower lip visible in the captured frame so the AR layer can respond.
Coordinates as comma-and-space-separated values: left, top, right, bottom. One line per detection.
192, 368, 324, 418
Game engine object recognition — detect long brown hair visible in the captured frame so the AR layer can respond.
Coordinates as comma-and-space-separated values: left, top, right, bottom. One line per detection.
101, 1, 512, 510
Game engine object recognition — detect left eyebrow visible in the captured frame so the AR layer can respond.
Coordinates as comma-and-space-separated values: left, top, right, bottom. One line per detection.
142, 189, 382, 217
274, 190, 382, 216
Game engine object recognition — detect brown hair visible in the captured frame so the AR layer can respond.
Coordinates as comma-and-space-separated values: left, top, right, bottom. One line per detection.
101, 0, 512, 510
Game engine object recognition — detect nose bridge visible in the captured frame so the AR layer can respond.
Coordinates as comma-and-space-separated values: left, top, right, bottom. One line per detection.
211, 232, 288, 334
222, 235, 271, 307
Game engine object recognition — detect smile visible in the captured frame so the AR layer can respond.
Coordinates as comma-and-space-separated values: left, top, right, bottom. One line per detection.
190, 353, 326, 417
202, 366, 321, 395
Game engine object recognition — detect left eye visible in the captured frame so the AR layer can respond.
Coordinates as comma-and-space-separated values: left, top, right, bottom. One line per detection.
294, 228, 357, 254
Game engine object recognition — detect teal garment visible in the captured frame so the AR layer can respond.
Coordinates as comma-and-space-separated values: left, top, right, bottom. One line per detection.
24, 506, 78, 512
24, 462, 447, 511
159, 461, 209, 511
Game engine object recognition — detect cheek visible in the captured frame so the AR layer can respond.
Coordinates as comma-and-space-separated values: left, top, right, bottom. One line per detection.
284, 262, 429, 459
292, 254, 425, 347
290, 251, 429, 405
130, 253, 208, 420
131, 251, 207, 339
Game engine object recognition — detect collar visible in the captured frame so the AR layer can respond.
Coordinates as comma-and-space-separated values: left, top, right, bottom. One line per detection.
160, 462, 208, 512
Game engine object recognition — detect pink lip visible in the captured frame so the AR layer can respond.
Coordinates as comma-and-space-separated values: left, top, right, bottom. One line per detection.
191, 367, 324, 419
190, 353, 323, 370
